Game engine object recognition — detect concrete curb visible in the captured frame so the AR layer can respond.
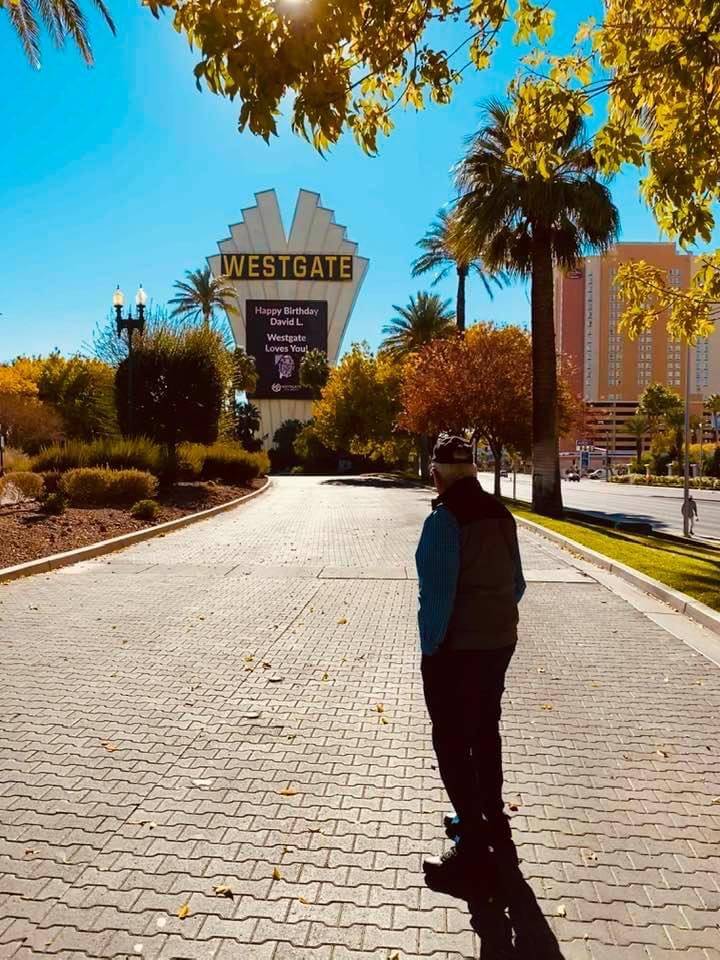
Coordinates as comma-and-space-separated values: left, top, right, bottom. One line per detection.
514, 513, 720, 637
0, 477, 272, 585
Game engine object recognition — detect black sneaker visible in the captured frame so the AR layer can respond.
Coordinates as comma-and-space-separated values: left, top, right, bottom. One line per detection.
423, 843, 489, 898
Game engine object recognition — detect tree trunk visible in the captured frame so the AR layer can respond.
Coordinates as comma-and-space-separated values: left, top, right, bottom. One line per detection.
530, 239, 563, 517
636, 436, 642, 462
456, 266, 467, 332
491, 441, 503, 498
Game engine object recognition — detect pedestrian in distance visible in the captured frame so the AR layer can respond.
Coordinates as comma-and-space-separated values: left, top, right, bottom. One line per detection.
682, 494, 699, 536
416, 435, 526, 897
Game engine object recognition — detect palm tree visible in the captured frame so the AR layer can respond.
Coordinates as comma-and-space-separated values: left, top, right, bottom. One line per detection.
169, 267, 239, 328
624, 413, 649, 465
5, 0, 115, 68
706, 392, 720, 444
380, 292, 455, 359
455, 99, 620, 516
411, 209, 504, 331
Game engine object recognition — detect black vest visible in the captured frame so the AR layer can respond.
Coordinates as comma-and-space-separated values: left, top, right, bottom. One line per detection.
434, 477, 519, 651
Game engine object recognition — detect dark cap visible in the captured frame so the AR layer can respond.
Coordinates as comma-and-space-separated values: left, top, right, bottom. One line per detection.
431, 435, 474, 465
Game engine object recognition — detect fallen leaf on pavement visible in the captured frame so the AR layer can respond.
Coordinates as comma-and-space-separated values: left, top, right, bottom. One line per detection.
375, 704, 384, 713
541, 704, 553, 711
279, 785, 298, 796
379, 717, 389, 725
298, 896, 311, 905
711, 797, 720, 805
537, 668, 545, 674
508, 804, 520, 812
656, 749, 670, 758
556, 905, 567, 917
388, 953, 401, 960
177, 903, 190, 919
272, 867, 282, 881
321, 673, 329, 681
240, 712, 261, 720
192, 778, 213, 787
261, 661, 272, 669
308, 826, 321, 833
268, 675, 283, 683
337, 618, 348, 625
213, 885, 234, 899
100, 740, 118, 752
243, 655, 255, 663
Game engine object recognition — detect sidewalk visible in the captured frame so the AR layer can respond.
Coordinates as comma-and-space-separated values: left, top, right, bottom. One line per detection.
1, 476, 719, 960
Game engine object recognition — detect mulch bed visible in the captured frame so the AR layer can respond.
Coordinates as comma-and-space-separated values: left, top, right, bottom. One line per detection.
0, 480, 262, 570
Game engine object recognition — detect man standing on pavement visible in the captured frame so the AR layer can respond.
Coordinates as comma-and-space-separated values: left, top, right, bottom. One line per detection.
416, 436, 526, 894
682, 494, 698, 536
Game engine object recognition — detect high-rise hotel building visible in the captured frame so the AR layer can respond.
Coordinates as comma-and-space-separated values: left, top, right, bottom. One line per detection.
554, 243, 720, 459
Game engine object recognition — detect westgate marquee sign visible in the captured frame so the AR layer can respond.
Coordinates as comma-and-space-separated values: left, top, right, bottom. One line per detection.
220, 252, 353, 282
207, 189, 368, 442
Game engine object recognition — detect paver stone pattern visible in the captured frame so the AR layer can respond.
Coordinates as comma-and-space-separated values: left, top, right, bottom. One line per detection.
1, 477, 719, 960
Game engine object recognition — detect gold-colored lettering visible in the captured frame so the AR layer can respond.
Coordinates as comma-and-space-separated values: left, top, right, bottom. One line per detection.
279, 254, 292, 278
221, 253, 244, 277
263, 255, 275, 278
310, 255, 324, 279
248, 254, 260, 279
325, 255, 338, 279
339, 255, 353, 280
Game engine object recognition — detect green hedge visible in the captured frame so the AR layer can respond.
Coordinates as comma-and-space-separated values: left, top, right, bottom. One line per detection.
200, 442, 269, 485
0, 471, 44, 500
32, 438, 165, 475
60, 468, 158, 506
610, 473, 720, 490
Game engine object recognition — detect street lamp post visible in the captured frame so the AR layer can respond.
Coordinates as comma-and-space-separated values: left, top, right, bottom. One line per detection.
113, 285, 148, 436
682, 339, 691, 537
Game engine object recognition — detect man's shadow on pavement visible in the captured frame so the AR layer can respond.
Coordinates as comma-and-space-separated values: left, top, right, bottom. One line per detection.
427, 848, 566, 959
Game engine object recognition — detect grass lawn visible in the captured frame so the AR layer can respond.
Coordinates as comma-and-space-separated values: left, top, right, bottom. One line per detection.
508, 503, 720, 612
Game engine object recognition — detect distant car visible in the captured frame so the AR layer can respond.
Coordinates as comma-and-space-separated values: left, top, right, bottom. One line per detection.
565, 471, 580, 481
587, 469, 605, 480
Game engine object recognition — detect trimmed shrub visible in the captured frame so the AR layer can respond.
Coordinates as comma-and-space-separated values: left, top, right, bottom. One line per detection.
60, 468, 158, 506
42, 491, 66, 515
177, 443, 206, 480
32, 438, 165, 475
200, 442, 269, 485
130, 499, 160, 520
41, 472, 62, 494
5, 448, 31, 472
0, 471, 44, 500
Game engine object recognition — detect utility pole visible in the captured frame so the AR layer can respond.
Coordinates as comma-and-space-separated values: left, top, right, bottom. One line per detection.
682, 340, 691, 537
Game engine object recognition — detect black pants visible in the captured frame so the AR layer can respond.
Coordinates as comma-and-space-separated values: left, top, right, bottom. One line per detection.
421, 643, 516, 847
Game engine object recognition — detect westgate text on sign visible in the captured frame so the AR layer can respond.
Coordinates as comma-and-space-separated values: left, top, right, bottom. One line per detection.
246, 300, 328, 399
221, 252, 353, 282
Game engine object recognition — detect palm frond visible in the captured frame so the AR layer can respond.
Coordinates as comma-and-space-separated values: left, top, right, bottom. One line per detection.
7, 0, 41, 68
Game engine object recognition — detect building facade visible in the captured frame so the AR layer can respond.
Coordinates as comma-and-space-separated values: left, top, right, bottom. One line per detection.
554, 243, 719, 463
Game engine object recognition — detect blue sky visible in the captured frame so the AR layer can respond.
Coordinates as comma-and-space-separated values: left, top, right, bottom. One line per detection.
1, 0, 662, 362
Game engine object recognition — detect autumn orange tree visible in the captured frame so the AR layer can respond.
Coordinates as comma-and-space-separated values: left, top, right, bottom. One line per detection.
400, 323, 579, 496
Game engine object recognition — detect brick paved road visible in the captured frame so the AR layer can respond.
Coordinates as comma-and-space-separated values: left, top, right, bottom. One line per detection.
1, 476, 719, 960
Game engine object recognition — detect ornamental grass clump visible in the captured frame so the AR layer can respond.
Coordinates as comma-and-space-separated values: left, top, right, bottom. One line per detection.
60, 468, 158, 506
200, 442, 269, 485
0, 471, 44, 501
32, 438, 165, 475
